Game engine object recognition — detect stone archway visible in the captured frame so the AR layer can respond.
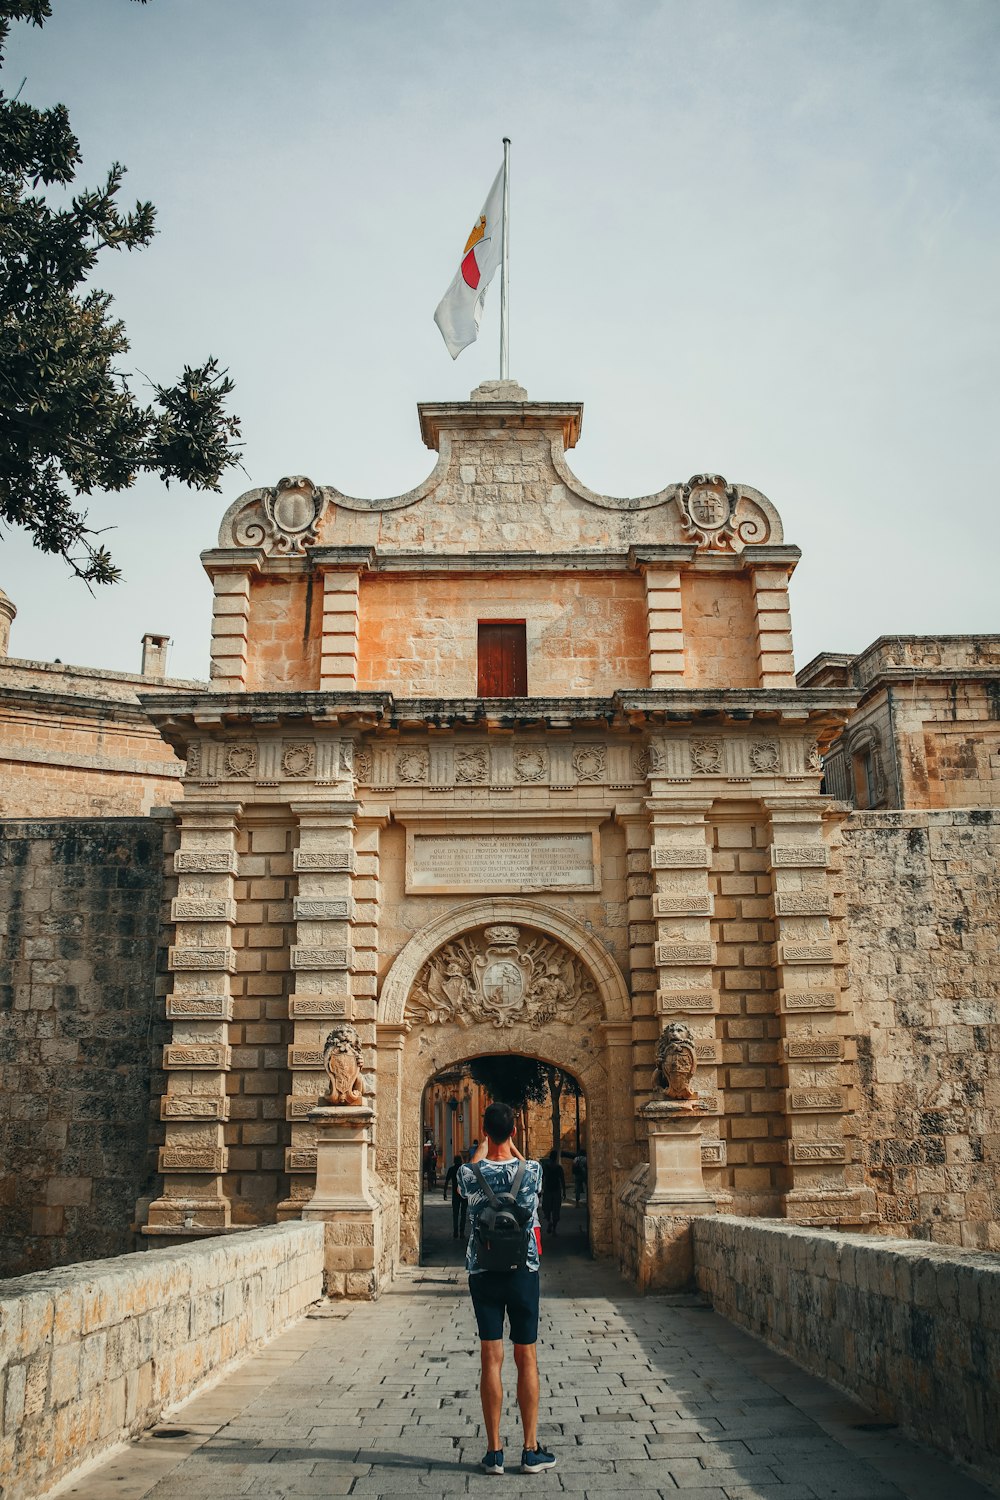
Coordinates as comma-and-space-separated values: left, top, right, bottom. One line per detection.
376, 900, 634, 1266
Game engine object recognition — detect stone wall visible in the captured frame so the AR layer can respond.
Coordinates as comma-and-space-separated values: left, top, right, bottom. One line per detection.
693, 1216, 1000, 1484
843, 810, 1000, 1248
0, 819, 171, 1277
0, 1221, 323, 1500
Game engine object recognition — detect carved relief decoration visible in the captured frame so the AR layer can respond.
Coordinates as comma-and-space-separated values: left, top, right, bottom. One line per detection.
806, 740, 823, 772
749, 740, 780, 773
690, 739, 723, 775
185, 742, 202, 778
653, 1021, 698, 1100
514, 746, 547, 783
232, 475, 325, 554
572, 745, 606, 782
320, 1024, 364, 1106
677, 473, 773, 551
355, 749, 373, 784
397, 747, 430, 784
408, 924, 598, 1030
282, 742, 315, 778
455, 747, 489, 784
225, 743, 257, 778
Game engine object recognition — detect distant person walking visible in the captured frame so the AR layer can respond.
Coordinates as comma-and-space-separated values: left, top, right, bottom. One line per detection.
423, 1136, 438, 1190
443, 1153, 468, 1239
458, 1104, 556, 1477
572, 1150, 588, 1204
541, 1150, 565, 1234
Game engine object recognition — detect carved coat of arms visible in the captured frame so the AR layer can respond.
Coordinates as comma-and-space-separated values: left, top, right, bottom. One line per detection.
408, 924, 597, 1030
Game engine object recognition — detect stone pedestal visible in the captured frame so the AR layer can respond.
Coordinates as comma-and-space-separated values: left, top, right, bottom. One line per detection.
644, 1099, 716, 1210
619, 1098, 716, 1293
302, 1104, 392, 1299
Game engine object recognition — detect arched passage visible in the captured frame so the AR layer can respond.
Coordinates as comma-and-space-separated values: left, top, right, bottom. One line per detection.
376, 900, 634, 1266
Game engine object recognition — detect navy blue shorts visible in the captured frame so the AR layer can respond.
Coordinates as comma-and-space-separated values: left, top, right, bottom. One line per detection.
469, 1269, 540, 1344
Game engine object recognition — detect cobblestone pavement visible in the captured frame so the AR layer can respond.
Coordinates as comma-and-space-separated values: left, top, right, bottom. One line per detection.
62, 1198, 994, 1500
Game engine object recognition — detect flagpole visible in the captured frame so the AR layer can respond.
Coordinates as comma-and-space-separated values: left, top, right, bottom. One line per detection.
500, 137, 510, 380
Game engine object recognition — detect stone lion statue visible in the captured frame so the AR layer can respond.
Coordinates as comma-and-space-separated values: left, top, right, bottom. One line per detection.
653, 1022, 698, 1101
320, 1024, 364, 1106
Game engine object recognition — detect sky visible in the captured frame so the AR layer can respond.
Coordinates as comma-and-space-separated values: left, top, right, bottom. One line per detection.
2, 0, 999, 682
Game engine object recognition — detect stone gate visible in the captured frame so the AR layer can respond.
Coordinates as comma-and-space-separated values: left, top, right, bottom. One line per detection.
138, 379, 876, 1289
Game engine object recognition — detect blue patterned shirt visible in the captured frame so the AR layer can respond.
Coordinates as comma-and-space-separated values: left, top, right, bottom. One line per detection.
458, 1157, 542, 1274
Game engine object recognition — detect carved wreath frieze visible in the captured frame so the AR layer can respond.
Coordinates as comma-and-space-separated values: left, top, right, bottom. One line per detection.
225, 743, 257, 778
397, 747, 429, 784
514, 747, 547, 783
572, 745, 606, 782
282, 743, 315, 778
749, 740, 780, 773
690, 739, 723, 775
455, 747, 488, 784
408, 924, 598, 1031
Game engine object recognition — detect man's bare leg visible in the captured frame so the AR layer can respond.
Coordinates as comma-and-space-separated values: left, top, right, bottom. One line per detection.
513, 1342, 539, 1451
480, 1339, 504, 1451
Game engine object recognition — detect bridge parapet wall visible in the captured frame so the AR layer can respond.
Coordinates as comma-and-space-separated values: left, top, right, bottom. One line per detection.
0, 1221, 323, 1500
693, 1215, 1000, 1485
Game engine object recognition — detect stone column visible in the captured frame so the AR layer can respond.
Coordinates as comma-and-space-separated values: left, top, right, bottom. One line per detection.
601, 1021, 639, 1265
751, 565, 796, 688
616, 805, 656, 1153
146, 801, 241, 1234
767, 801, 873, 1225
278, 802, 357, 1221
375, 1022, 407, 1192
649, 800, 720, 1127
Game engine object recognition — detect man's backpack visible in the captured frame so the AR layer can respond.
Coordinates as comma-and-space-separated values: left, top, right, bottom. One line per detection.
471, 1160, 532, 1272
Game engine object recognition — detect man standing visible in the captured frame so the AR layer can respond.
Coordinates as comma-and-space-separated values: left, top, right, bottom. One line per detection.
442, 1152, 468, 1239
458, 1103, 556, 1476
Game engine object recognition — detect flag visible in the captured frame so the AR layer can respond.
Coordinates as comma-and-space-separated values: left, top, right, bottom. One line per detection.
434, 164, 504, 359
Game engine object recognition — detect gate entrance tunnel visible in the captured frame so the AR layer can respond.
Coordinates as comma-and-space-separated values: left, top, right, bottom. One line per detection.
419, 1055, 590, 1267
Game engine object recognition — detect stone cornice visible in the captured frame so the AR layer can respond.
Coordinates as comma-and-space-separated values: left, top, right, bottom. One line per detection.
0, 685, 171, 725
418, 399, 583, 451
139, 688, 857, 749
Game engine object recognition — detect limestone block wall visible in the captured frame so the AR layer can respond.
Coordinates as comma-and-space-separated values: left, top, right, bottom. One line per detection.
843, 810, 1000, 1248
0, 820, 170, 1278
0, 1221, 324, 1500
693, 1216, 1000, 1483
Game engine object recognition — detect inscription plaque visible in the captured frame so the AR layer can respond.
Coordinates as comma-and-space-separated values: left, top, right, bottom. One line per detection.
407, 831, 599, 894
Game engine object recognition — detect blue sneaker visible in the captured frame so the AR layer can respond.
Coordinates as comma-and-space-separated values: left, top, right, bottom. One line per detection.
521, 1445, 556, 1474
481, 1448, 504, 1475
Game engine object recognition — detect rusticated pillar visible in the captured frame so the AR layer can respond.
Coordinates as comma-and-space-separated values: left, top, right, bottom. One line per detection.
146, 801, 241, 1235
648, 800, 722, 1146
278, 802, 358, 1220
767, 800, 874, 1226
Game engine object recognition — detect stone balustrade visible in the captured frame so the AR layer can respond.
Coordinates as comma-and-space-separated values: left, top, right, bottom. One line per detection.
0, 1222, 323, 1500
693, 1215, 1000, 1483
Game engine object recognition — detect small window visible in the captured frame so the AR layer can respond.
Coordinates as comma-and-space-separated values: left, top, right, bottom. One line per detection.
478, 621, 527, 696
853, 749, 874, 809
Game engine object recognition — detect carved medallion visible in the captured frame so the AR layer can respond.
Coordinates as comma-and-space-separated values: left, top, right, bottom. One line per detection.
572, 745, 606, 782
397, 747, 429, 784
261, 476, 324, 554
225, 743, 256, 778
282, 743, 315, 778
690, 739, 723, 775
679, 475, 738, 549
408, 924, 598, 1030
514, 747, 547, 783
455, 747, 489, 784
749, 740, 779, 773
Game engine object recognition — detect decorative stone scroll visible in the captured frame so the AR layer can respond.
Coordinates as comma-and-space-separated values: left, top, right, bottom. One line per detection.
233, 474, 326, 554
408, 924, 598, 1030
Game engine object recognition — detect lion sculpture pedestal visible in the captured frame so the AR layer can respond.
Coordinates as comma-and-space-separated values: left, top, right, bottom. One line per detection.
302, 1026, 394, 1299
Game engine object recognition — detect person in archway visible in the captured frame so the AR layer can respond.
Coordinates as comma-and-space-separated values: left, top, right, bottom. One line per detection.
541, 1149, 565, 1235
442, 1153, 468, 1239
572, 1150, 587, 1204
458, 1103, 556, 1477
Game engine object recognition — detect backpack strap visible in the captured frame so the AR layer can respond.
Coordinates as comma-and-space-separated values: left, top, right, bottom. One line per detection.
471, 1157, 527, 1207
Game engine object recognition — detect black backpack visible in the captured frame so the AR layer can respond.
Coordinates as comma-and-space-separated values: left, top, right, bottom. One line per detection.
471, 1160, 532, 1272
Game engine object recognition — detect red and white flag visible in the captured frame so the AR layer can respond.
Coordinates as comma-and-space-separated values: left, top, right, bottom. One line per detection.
434, 164, 505, 359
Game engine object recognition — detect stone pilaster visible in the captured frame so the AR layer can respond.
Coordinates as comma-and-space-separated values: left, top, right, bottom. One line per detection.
767, 802, 872, 1225
319, 569, 361, 691
146, 801, 241, 1234
278, 802, 358, 1220
751, 566, 796, 688
649, 801, 720, 1131
206, 555, 258, 689
617, 806, 654, 1151
644, 567, 685, 684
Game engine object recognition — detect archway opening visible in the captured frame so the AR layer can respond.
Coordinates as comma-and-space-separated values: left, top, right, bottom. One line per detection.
419, 1053, 591, 1267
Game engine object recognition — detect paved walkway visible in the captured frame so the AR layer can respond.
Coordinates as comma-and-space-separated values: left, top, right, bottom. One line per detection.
62, 1198, 994, 1500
